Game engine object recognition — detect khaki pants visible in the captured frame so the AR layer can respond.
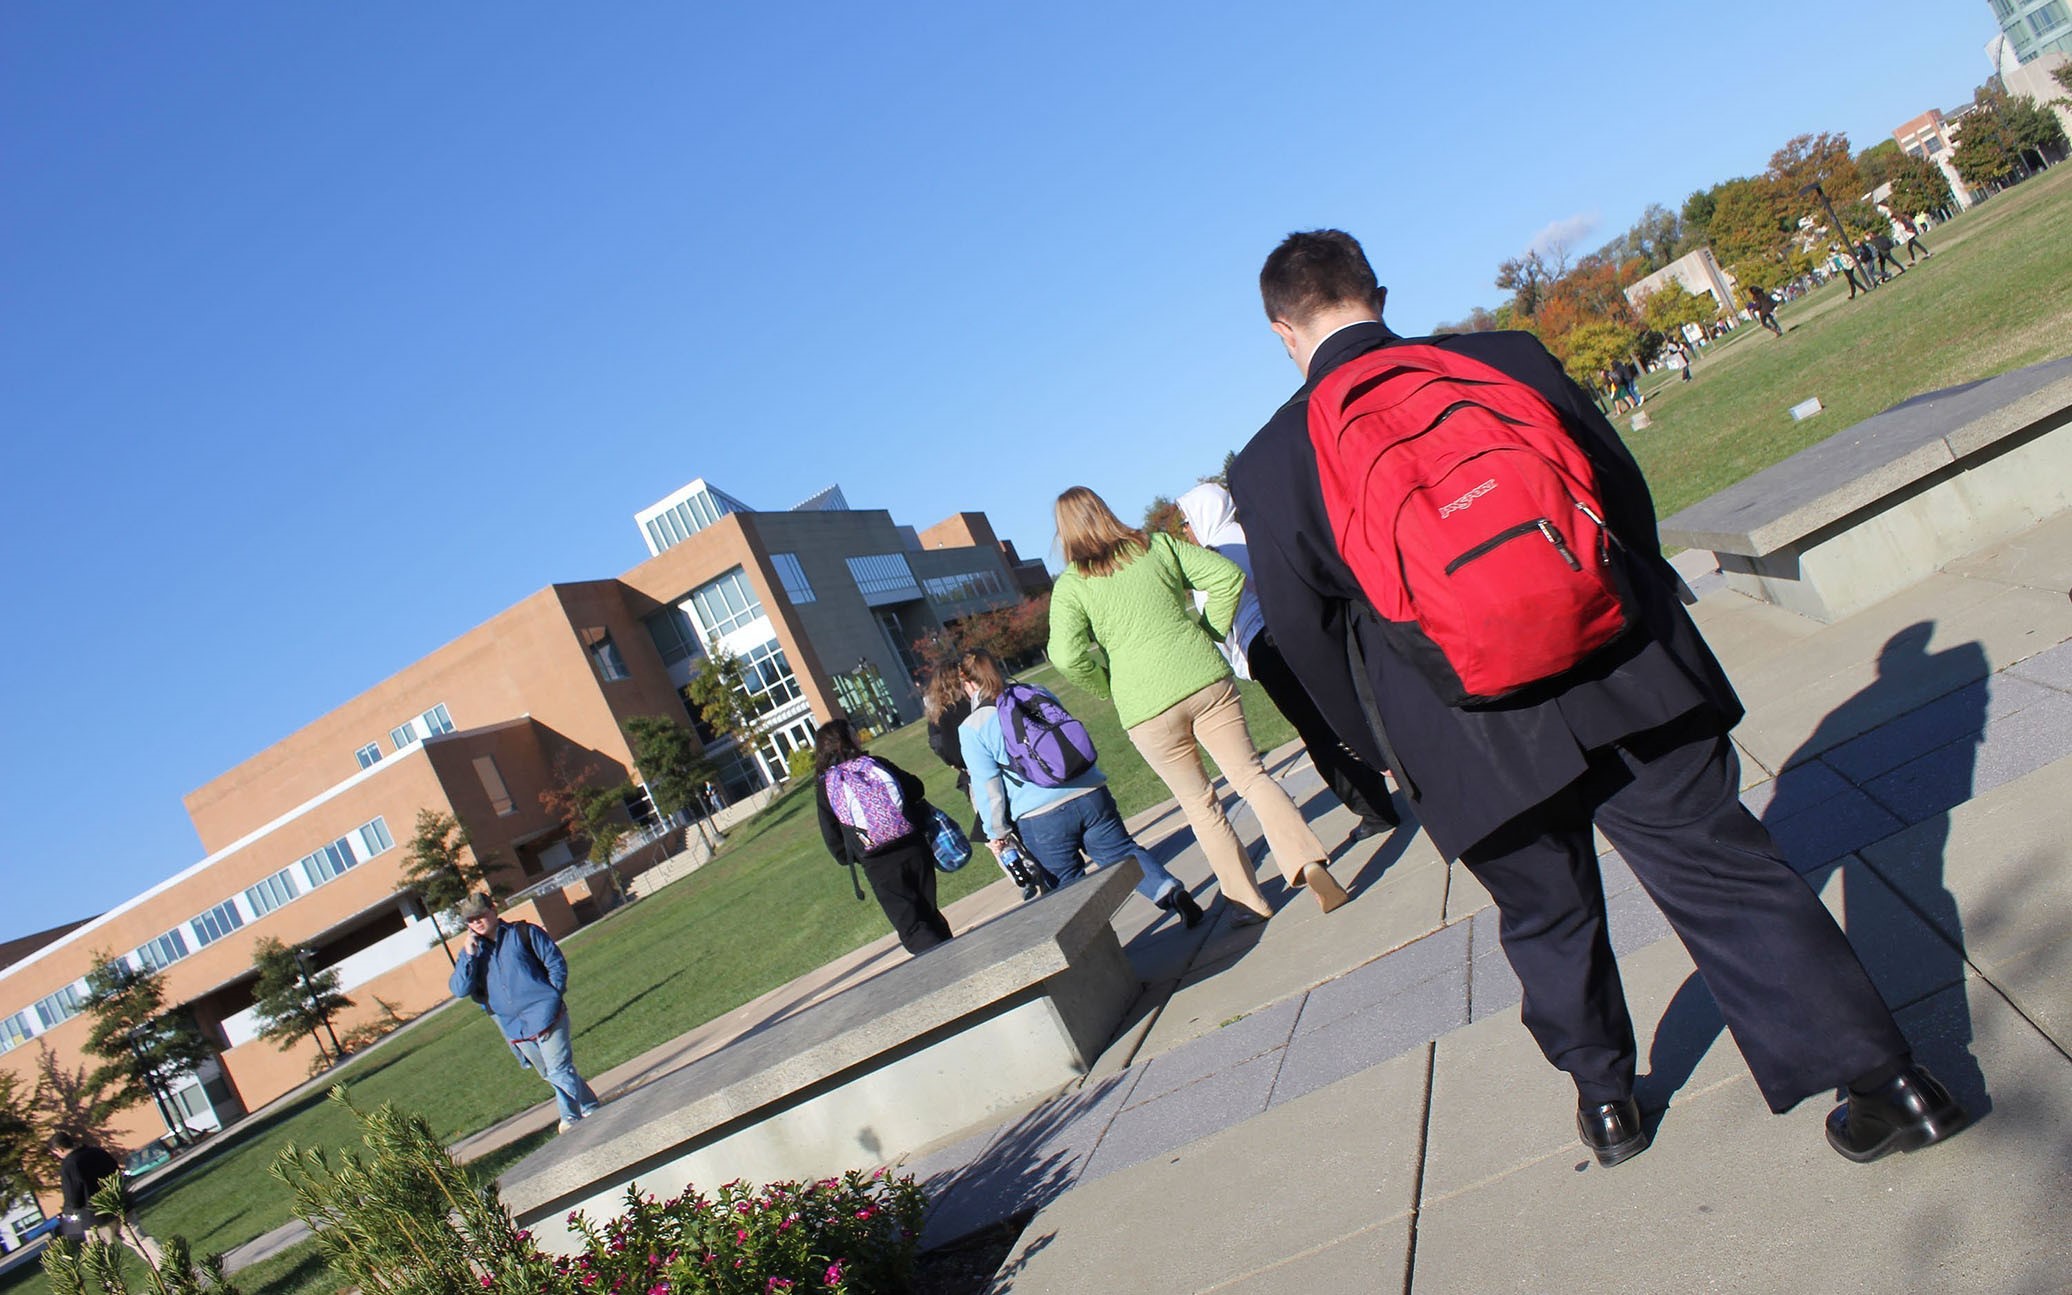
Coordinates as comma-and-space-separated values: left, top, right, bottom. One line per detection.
1128, 680, 1328, 917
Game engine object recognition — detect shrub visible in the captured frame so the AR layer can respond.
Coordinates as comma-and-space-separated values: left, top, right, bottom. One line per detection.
272, 1086, 926, 1294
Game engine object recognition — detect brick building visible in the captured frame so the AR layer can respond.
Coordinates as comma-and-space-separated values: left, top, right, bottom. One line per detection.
0, 478, 1043, 1229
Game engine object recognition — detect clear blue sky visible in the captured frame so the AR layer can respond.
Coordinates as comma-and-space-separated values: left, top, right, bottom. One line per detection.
0, 1, 2004, 937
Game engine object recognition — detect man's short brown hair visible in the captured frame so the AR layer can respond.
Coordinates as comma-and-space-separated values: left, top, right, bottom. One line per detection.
1259, 229, 1379, 325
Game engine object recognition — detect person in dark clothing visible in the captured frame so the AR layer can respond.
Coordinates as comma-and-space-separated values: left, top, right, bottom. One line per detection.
1612, 359, 1643, 409
1229, 228, 1966, 1169
1746, 286, 1785, 337
815, 718, 954, 953
50, 1130, 163, 1262
1173, 481, 1399, 846
1867, 232, 1908, 280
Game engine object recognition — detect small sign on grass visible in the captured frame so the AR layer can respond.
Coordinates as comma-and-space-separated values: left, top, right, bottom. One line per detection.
1789, 397, 1824, 421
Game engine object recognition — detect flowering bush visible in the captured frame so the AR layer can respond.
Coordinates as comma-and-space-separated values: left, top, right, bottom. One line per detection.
507, 1172, 925, 1293
275, 1087, 925, 1294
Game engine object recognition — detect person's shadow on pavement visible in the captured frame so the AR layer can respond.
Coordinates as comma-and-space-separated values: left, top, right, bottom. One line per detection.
1639, 622, 1988, 1121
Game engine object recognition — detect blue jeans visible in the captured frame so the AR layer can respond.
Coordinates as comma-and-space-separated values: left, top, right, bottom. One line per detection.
1017, 787, 1181, 904
512, 1007, 601, 1124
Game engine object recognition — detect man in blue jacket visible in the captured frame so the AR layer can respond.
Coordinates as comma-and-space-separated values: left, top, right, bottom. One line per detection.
448, 892, 602, 1132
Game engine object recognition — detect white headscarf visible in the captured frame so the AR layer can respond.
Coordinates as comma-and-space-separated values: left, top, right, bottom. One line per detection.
1176, 482, 1266, 679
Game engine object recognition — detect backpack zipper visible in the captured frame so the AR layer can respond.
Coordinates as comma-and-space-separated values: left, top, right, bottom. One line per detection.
1443, 517, 1581, 575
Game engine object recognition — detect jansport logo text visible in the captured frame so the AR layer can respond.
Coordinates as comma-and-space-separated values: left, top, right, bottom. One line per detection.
1438, 480, 1498, 518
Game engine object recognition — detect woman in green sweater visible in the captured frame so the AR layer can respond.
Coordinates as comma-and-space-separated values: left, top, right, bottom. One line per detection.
1047, 486, 1347, 924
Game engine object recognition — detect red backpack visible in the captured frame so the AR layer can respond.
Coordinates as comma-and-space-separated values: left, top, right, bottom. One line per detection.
1307, 342, 1630, 705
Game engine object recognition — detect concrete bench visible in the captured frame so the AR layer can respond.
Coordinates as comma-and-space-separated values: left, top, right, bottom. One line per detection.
501, 860, 1143, 1252
1659, 355, 2072, 622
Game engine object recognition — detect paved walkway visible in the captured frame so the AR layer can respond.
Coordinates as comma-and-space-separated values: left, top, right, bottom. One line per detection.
228, 512, 2072, 1290
901, 511, 2072, 1293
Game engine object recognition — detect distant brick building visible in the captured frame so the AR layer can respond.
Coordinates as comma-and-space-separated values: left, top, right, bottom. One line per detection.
0, 479, 1042, 1193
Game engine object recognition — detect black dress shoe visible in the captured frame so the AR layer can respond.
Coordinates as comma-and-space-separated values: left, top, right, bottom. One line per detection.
1159, 886, 1206, 929
1578, 1098, 1649, 1167
1826, 1065, 1968, 1163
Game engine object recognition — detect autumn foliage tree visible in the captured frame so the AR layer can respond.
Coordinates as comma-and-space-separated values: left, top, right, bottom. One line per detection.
1639, 280, 1716, 344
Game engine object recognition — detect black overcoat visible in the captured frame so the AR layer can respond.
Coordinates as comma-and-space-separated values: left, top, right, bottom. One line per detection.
1229, 322, 1744, 859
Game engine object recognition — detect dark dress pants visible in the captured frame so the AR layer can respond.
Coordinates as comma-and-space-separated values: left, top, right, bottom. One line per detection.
862, 838, 953, 954
1459, 713, 1908, 1113
1246, 630, 1400, 829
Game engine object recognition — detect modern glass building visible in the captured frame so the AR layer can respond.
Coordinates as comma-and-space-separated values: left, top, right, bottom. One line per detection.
1987, 0, 2072, 62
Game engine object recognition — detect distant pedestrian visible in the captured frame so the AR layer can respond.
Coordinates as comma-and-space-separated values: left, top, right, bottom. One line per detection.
1867, 233, 1907, 280
1612, 360, 1642, 409
1670, 336, 1695, 380
1746, 285, 1784, 337
1854, 238, 1887, 285
956, 648, 1203, 926
449, 893, 603, 1133
924, 666, 1052, 899
1049, 486, 1348, 925
50, 1130, 164, 1264
1886, 208, 1932, 263
814, 718, 955, 953
1599, 368, 1630, 414
1831, 247, 1870, 299
1174, 481, 1399, 846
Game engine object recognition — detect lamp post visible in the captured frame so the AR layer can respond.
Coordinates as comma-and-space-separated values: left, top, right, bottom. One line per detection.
1802, 179, 1853, 269
292, 946, 345, 1061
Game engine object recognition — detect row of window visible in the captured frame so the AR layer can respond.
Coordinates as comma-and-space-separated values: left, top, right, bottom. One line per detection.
2000, 0, 2069, 40
847, 553, 918, 598
924, 569, 1007, 605
738, 639, 805, 716
353, 703, 455, 769
644, 486, 740, 554
689, 568, 765, 637
0, 815, 395, 1054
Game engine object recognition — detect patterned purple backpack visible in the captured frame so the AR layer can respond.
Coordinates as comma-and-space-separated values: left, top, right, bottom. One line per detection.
996, 682, 1098, 787
824, 756, 915, 850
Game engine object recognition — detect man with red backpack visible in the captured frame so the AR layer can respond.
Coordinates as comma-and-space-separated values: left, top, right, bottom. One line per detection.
1228, 229, 1964, 1169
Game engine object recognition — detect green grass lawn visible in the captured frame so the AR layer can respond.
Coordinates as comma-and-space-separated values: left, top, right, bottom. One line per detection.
1622, 163, 2072, 522
0, 665, 1293, 1295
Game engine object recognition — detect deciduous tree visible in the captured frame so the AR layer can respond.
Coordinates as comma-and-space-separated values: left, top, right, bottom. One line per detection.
398, 809, 501, 965
28, 1044, 126, 1163
623, 715, 715, 822
248, 938, 353, 1066
1952, 107, 2019, 188
1639, 280, 1715, 344
80, 956, 213, 1143
0, 1069, 46, 1200
1432, 305, 1502, 333
682, 643, 763, 762
1560, 320, 1640, 387
1142, 496, 1183, 537
1887, 154, 1954, 219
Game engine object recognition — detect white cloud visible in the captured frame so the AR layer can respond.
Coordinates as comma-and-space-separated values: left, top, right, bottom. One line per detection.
1527, 211, 1600, 257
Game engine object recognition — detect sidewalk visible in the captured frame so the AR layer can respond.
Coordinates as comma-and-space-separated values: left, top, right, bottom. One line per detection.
227, 513, 2072, 1289
899, 511, 2072, 1293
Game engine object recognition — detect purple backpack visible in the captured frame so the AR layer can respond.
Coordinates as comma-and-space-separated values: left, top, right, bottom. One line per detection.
996, 682, 1098, 787
824, 757, 915, 850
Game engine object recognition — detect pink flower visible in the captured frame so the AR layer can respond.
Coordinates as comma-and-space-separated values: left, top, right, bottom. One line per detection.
854, 1208, 874, 1221
735, 1228, 748, 1244
515, 1230, 532, 1242
478, 1277, 493, 1289
824, 1262, 844, 1284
